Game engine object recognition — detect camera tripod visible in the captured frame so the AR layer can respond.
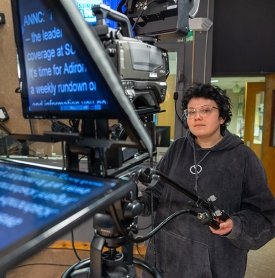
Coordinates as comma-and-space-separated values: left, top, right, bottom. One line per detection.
62, 166, 230, 278
61, 206, 161, 278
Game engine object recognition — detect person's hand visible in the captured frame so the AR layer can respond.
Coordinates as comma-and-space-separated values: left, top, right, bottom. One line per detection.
209, 218, 233, 236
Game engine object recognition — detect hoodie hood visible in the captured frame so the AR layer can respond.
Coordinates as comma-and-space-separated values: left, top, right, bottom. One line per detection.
187, 130, 244, 152
142, 127, 275, 278
186, 130, 244, 193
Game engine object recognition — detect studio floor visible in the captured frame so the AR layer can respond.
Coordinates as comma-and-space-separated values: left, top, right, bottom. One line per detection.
3, 185, 275, 278
6, 237, 275, 278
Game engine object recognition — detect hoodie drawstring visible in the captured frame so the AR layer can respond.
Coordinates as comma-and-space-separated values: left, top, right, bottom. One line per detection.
191, 145, 211, 192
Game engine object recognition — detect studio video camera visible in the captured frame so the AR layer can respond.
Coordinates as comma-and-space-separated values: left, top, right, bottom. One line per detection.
92, 4, 169, 112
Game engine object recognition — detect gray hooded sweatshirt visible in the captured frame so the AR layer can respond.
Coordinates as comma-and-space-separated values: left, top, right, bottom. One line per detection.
141, 131, 275, 278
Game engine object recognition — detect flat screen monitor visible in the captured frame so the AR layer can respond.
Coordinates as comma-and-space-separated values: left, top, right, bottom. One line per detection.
11, 0, 152, 153
156, 126, 170, 147
212, 0, 275, 76
74, 0, 104, 25
0, 159, 135, 274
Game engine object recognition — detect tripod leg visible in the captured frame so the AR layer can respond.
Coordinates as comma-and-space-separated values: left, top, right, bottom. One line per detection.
122, 239, 134, 265
90, 235, 105, 278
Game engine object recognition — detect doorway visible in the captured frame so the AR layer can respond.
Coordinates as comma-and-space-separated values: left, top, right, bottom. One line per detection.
210, 77, 265, 158
243, 82, 265, 159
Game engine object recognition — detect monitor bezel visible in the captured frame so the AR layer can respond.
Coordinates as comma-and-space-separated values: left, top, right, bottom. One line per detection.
12, 0, 121, 120
0, 159, 135, 274
11, 0, 153, 154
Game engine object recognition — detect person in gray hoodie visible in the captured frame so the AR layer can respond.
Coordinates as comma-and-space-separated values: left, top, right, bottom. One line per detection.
141, 83, 275, 278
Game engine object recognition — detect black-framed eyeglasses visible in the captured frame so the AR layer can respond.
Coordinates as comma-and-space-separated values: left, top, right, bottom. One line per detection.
183, 105, 219, 119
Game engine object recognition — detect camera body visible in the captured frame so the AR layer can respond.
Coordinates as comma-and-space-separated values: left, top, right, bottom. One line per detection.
105, 36, 169, 109
93, 4, 170, 111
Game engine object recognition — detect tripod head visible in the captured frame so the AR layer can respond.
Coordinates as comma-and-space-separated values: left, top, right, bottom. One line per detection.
62, 185, 162, 278
91, 208, 137, 278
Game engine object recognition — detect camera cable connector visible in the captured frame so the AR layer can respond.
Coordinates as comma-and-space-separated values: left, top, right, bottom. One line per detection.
137, 167, 230, 230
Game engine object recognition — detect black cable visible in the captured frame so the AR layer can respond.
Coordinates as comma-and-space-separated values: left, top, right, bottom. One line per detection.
110, 204, 127, 235
71, 231, 81, 261
134, 257, 162, 278
131, 9, 144, 32
69, 119, 80, 133
131, 0, 157, 32
46, 246, 89, 252
110, 203, 190, 244
0, 122, 11, 135
28, 119, 35, 134
13, 262, 72, 269
78, 154, 87, 161
134, 242, 146, 259
150, 191, 156, 269
174, 91, 184, 123
132, 209, 190, 243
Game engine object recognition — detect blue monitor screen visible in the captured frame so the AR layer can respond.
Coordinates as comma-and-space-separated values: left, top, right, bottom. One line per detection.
0, 159, 133, 273
74, 0, 103, 24
74, 0, 119, 28
11, 0, 153, 155
12, 0, 126, 119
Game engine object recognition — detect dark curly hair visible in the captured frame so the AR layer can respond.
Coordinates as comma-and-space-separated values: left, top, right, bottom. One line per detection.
181, 83, 232, 134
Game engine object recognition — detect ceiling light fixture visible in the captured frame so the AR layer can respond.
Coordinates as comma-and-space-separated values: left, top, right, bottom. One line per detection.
211, 79, 219, 83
